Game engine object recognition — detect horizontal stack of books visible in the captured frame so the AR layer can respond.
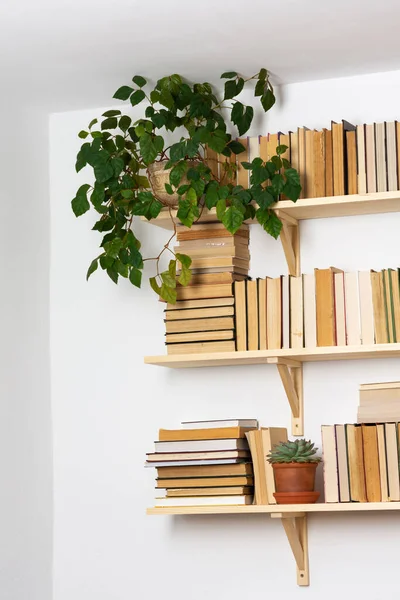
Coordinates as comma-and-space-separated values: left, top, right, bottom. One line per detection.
358, 382, 400, 423
165, 223, 250, 355
246, 427, 288, 504
146, 418, 257, 507
234, 267, 400, 350
322, 422, 400, 503
207, 121, 400, 198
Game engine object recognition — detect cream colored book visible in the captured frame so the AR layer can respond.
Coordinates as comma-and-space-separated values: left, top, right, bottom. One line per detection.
365, 123, 377, 193
321, 425, 339, 503
335, 424, 350, 502
289, 130, 299, 172
261, 427, 288, 504
376, 424, 389, 502
290, 275, 303, 348
166, 341, 236, 355
245, 430, 267, 505
334, 272, 346, 346
248, 136, 259, 165
298, 127, 307, 198
176, 283, 233, 301
266, 277, 282, 349
234, 280, 247, 351
385, 423, 400, 501
267, 132, 278, 161
177, 244, 250, 260
358, 271, 375, 345
281, 275, 290, 349
344, 272, 361, 345
166, 330, 234, 344
303, 273, 317, 348
375, 122, 387, 193
356, 124, 367, 194
305, 128, 314, 198
246, 280, 258, 351
258, 279, 267, 350
165, 317, 234, 334
167, 297, 235, 311
166, 306, 235, 321
386, 121, 398, 192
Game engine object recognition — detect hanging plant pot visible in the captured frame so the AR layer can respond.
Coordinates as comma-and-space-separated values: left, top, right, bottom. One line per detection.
147, 160, 200, 208
272, 462, 320, 504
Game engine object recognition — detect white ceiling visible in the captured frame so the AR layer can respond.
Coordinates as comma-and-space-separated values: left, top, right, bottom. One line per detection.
2, 0, 400, 111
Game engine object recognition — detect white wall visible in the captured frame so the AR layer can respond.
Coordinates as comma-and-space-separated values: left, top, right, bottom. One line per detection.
0, 109, 52, 600
50, 69, 400, 600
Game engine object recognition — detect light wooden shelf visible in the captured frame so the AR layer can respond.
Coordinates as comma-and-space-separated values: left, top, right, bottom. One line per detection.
141, 191, 400, 230
145, 343, 400, 369
147, 501, 400, 515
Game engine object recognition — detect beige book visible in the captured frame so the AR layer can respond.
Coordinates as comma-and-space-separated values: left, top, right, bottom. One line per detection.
382, 269, 394, 343
324, 128, 333, 197
305, 128, 314, 198
313, 129, 326, 197
234, 280, 247, 351
176, 283, 233, 301
335, 424, 350, 502
298, 127, 307, 198
346, 130, 357, 195
178, 236, 249, 249
376, 424, 389, 502
165, 317, 234, 334
258, 279, 267, 350
166, 340, 236, 355
290, 275, 303, 348
303, 273, 317, 348
389, 268, 400, 342
246, 280, 258, 351
248, 136, 259, 165
344, 272, 361, 345
362, 424, 381, 502
261, 427, 288, 504
166, 330, 234, 344
321, 425, 339, 503
315, 267, 342, 346
189, 256, 249, 270
356, 124, 367, 194
370, 270, 388, 343
385, 423, 400, 501
360, 381, 400, 391
281, 275, 290, 349
177, 272, 246, 286
365, 123, 377, 193
156, 476, 254, 488
259, 135, 268, 162
375, 122, 387, 193
177, 222, 249, 241
246, 430, 267, 505
236, 138, 249, 189
266, 276, 282, 349
191, 266, 249, 275
267, 132, 278, 161
346, 424, 367, 502
386, 121, 398, 191
166, 486, 253, 497
334, 272, 346, 346
167, 297, 235, 310
176, 245, 250, 260
166, 306, 235, 321
332, 121, 344, 196
289, 130, 299, 171
358, 271, 375, 345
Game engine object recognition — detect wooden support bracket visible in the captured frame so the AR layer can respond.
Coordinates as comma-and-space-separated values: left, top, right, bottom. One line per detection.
271, 512, 309, 586
277, 211, 300, 276
268, 358, 304, 435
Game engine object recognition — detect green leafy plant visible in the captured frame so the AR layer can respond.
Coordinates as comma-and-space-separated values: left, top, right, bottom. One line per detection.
71, 69, 301, 302
267, 439, 321, 464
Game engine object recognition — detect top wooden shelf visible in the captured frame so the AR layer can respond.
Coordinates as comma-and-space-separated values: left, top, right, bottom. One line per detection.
142, 191, 400, 230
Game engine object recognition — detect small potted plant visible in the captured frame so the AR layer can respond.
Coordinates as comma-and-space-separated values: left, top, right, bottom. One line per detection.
71, 70, 301, 302
267, 439, 321, 504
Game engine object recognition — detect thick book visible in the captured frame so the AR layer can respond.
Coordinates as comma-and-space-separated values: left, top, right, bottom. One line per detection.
146, 450, 250, 462
315, 267, 342, 346
289, 130, 299, 173
376, 424, 389, 502
358, 271, 375, 345
313, 129, 325, 197
356, 124, 367, 194
166, 486, 253, 497
146, 458, 249, 468
262, 427, 288, 504
321, 425, 339, 503
177, 273, 247, 287
389, 268, 400, 342
166, 297, 235, 311
334, 272, 346, 346
266, 276, 282, 349
189, 256, 249, 271
165, 317, 234, 334
281, 275, 290, 349
303, 273, 317, 348
305, 129, 314, 198
166, 330, 234, 344
386, 121, 398, 191
361, 424, 381, 502
382, 269, 394, 343
365, 123, 377, 193
332, 120, 356, 195
324, 128, 333, 196
154, 495, 254, 507
156, 463, 253, 479
154, 438, 249, 453
234, 280, 247, 351
385, 423, 400, 501
177, 223, 249, 242
175, 245, 250, 261
258, 278, 267, 350
181, 419, 258, 430
346, 424, 367, 502
178, 237, 249, 251
335, 424, 350, 502
344, 271, 361, 346
165, 305, 235, 321
370, 270, 388, 343
245, 430, 268, 505
375, 122, 388, 193
158, 426, 255, 442
166, 341, 236, 355
246, 280, 259, 351
346, 129, 357, 195
290, 275, 303, 348
298, 127, 307, 198
156, 476, 254, 488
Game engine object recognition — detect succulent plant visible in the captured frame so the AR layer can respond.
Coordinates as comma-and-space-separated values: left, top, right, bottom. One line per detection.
267, 439, 321, 464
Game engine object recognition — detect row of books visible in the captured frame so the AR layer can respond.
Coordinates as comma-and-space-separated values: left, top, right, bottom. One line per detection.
234, 267, 400, 351
358, 381, 400, 424
207, 121, 400, 199
145, 418, 257, 507
322, 422, 400, 503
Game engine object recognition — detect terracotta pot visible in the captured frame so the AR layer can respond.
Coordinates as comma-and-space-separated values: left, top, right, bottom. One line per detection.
273, 491, 320, 505
272, 462, 318, 493
147, 160, 199, 208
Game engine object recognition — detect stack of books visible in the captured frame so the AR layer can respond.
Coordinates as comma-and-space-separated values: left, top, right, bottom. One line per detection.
234, 267, 400, 350
322, 423, 400, 503
358, 382, 400, 423
165, 222, 250, 355
146, 418, 257, 507
207, 121, 400, 198
246, 427, 288, 504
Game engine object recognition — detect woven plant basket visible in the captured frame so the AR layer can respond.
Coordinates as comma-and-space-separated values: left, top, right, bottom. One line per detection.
147, 160, 199, 207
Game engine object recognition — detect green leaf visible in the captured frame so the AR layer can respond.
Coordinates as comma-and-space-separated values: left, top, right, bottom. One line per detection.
132, 75, 147, 88
116, 261, 129, 278
276, 144, 288, 156
160, 284, 177, 304
259, 68, 268, 80
271, 173, 285, 195
176, 199, 199, 227
222, 205, 244, 233
151, 112, 166, 129
130, 89, 146, 106
254, 79, 265, 97
121, 189, 134, 199
263, 210, 282, 239
134, 191, 162, 220
140, 132, 158, 164
216, 198, 226, 221
161, 269, 176, 288
119, 115, 132, 132
129, 246, 143, 269
149, 276, 161, 295
218, 185, 230, 200
129, 268, 142, 288
177, 184, 190, 195
165, 183, 174, 195
99, 254, 114, 269
231, 101, 244, 126
104, 237, 123, 258
101, 117, 118, 130
256, 189, 275, 210
170, 162, 187, 187
78, 130, 89, 139
150, 90, 160, 104
250, 165, 269, 186
112, 156, 125, 177
236, 77, 244, 95
282, 158, 291, 169
88, 118, 98, 129
175, 253, 192, 269
237, 105, 254, 136
71, 184, 91, 217
224, 80, 237, 100
271, 156, 282, 170
113, 86, 134, 100
86, 258, 98, 280
261, 89, 275, 112
221, 71, 238, 79
178, 265, 192, 286
227, 140, 245, 155
186, 139, 199, 157
102, 109, 121, 117
169, 141, 187, 162
186, 187, 197, 203
205, 181, 219, 208
191, 178, 205, 197
208, 130, 229, 154
106, 266, 119, 284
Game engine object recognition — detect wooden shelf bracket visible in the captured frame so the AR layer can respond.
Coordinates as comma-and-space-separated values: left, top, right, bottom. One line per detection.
271, 512, 309, 586
277, 211, 300, 276
268, 358, 304, 435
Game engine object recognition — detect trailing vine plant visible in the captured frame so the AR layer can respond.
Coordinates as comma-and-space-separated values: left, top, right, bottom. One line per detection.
72, 69, 301, 303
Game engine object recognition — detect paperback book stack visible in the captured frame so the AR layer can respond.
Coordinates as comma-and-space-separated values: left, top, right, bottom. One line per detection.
322, 422, 400, 503
165, 222, 250, 355
358, 382, 400, 424
146, 418, 257, 507
234, 266, 400, 351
